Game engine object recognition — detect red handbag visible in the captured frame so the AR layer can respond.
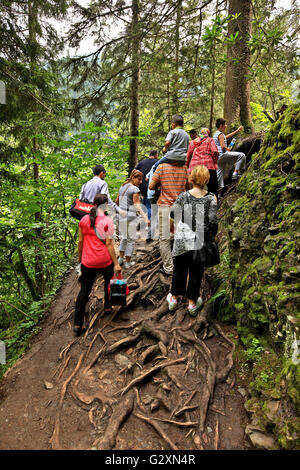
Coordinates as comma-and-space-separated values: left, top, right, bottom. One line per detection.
69, 198, 94, 220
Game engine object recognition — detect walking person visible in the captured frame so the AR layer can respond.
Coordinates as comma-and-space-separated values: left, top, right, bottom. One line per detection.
73, 194, 122, 336
213, 118, 246, 190
117, 169, 150, 269
79, 165, 123, 216
149, 156, 188, 276
166, 165, 218, 315
186, 127, 219, 197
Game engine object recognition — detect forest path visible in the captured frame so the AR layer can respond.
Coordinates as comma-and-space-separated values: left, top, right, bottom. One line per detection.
0, 241, 249, 451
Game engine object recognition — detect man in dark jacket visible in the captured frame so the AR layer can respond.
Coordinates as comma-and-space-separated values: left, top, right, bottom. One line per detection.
135, 150, 158, 218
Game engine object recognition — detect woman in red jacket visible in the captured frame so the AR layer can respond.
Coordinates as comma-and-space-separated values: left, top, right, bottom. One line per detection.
73, 193, 122, 336
186, 128, 219, 197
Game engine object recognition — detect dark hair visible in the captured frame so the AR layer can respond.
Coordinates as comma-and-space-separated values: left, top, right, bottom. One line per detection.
189, 129, 198, 136
149, 150, 158, 157
216, 118, 226, 128
89, 193, 108, 227
93, 164, 106, 175
172, 114, 184, 126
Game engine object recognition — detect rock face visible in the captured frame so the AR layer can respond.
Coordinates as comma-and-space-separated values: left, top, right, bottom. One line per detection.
245, 425, 278, 450
215, 104, 300, 449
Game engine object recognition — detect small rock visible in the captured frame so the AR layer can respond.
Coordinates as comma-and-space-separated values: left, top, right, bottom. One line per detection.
114, 354, 133, 368
266, 400, 280, 422
245, 424, 278, 450
150, 399, 160, 412
102, 379, 111, 385
238, 387, 246, 398
44, 380, 54, 390
143, 395, 153, 405
207, 427, 213, 433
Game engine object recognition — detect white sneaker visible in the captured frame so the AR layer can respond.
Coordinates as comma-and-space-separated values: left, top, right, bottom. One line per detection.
124, 261, 136, 269
232, 172, 242, 180
118, 257, 124, 265
188, 297, 203, 316
166, 293, 178, 311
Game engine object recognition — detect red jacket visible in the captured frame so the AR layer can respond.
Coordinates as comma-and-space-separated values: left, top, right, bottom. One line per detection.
186, 137, 219, 172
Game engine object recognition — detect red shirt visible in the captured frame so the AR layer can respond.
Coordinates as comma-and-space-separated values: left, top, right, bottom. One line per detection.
186, 137, 219, 172
79, 214, 114, 268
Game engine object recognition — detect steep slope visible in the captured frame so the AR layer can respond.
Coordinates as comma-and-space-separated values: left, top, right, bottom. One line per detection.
214, 104, 300, 449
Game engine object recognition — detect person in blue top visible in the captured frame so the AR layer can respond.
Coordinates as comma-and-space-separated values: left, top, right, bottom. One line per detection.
213, 118, 246, 191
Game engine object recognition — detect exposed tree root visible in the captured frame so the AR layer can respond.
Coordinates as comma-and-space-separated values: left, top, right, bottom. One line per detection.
93, 392, 134, 450
117, 357, 188, 396
134, 413, 179, 450
47, 245, 237, 450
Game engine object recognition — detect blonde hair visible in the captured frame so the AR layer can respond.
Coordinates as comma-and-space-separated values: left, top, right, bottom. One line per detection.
190, 165, 210, 188
200, 127, 210, 136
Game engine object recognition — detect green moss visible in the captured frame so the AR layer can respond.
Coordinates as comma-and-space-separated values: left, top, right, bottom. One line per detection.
216, 104, 300, 449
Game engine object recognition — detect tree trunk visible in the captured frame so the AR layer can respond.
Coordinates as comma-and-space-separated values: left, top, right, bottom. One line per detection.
224, 0, 254, 133
128, 0, 140, 174
28, 0, 44, 296
171, 0, 181, 114
209, 1, 219, 134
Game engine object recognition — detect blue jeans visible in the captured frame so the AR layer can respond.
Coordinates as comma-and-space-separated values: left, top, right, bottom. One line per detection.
142, 195, 152, 220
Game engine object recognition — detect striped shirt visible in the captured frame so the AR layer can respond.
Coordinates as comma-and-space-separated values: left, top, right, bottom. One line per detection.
150, 163, 188, 206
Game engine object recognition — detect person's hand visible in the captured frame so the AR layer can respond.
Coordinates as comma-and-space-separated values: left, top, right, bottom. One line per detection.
162, 147, 167, 154
114, 263, 122, 275
238, 125, 244, 132
119, 209, 127, 218
145, 218, 150, 227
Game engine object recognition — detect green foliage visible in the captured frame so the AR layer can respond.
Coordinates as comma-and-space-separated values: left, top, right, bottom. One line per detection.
0, 120, 145, 375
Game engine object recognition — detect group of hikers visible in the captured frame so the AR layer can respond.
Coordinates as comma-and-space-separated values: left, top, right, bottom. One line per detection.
73, 114, 246, 336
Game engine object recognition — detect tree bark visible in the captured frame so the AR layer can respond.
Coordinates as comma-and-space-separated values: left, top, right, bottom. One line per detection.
171, 0, 181, 114
224, 0, 254, 133
128, 0, 140, 174
28, 0, 44, 296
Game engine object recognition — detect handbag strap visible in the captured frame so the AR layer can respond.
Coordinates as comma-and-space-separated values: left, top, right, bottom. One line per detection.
93, 226, 106, 245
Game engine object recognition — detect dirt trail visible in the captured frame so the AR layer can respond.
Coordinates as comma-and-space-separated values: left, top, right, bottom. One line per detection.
0, 241, 249, 451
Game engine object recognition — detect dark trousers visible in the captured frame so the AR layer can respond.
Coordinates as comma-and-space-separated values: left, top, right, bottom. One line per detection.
207, 169, 218, 197
74, 263, 114, 327
171, 251, 204, 302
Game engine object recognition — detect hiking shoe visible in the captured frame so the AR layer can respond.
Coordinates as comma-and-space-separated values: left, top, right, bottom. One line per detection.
124, 260, 136, 269
73, 326, 86, 336
187, 297, 203, 316
166, 293, 178, 311
118, 256, 124, 266
232, 172, 242, 180
159, 267, 172, 276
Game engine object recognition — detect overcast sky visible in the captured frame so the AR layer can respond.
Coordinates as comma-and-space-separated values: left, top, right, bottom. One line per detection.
51, 0, 295, 57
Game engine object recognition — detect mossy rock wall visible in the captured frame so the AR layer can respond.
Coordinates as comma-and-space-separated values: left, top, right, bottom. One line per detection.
216, 104, 300, 448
